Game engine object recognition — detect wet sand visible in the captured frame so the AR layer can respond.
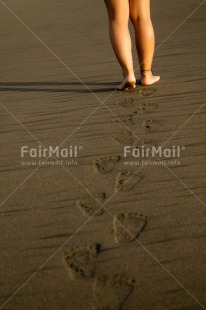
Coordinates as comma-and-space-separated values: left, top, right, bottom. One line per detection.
0, 0, 206, 309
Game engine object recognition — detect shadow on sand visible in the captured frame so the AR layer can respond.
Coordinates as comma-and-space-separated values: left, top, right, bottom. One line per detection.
0, 81, 122, 93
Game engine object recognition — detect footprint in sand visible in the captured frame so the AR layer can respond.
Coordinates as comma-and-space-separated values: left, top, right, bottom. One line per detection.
133, 138, 157, 149
118, 98, 134, 108
64, 244, 101, 280
77, 193, 106, 216
113, 131, 134, 145
132, 138, 159, 155
136, 102, 159, 113
136, 88, 157, 97
92, 274, 135, 310
143, 119, 164, 132
114, 171, 144, 192
93, 156, 120, 174
113, 213, 147, 244
115, 114, 134, 127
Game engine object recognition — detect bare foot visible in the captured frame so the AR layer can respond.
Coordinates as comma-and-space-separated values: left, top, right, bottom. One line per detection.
118, 73, 136, 91
141, 70, 160, 86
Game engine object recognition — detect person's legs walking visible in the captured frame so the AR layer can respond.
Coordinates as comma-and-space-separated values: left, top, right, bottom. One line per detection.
104, 0, 136, 90
129, 0, 160, 85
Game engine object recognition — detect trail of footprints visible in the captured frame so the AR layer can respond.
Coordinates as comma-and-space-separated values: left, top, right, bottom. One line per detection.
114, 90, 163, 144
64, 157, 147, 309
63, 90, 161, 309
119, 88, 157, 106
63, 214, 146, 308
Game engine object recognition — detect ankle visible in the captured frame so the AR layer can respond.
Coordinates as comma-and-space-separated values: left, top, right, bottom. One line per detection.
122, 66, 134, 76
140, 69, 152, 75
123, 71, 135, 80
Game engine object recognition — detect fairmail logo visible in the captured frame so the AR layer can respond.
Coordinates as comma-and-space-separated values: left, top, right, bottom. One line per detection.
124, 145, 185, 158
21, 145, 82, 158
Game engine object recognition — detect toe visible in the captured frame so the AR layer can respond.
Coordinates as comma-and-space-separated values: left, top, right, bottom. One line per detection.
154, 76, 160, 82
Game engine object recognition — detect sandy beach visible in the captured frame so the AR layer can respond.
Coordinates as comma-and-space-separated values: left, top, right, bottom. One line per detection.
0, 0, 206, 309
